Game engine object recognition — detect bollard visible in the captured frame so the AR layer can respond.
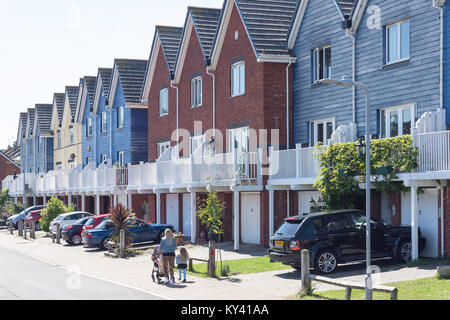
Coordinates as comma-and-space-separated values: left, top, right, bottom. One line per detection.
9, 221, 13, 234
18, 220, 23, 237
119, 229, 125, 258
56, 223, 61, 244
207, 240, 216, 277
23, 219, 27, 240
301, 249, 311, 293
30, 221, 36, 239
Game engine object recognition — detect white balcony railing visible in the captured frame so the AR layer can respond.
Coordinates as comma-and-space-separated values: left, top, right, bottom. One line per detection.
414, 130, 450, 173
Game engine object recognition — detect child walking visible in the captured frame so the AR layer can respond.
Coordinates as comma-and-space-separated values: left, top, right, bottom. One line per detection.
176, 247, 189, 282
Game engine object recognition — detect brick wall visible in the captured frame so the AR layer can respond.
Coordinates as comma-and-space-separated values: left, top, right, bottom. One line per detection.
0, 154, 19, 191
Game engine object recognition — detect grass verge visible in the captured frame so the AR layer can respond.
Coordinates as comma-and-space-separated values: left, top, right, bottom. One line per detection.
183, 256, 293, 278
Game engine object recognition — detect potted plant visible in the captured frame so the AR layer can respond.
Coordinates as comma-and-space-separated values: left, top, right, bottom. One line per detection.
175, 232, 184, 245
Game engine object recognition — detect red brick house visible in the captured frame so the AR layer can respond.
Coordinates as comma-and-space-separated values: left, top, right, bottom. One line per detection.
0, 150, 20, 192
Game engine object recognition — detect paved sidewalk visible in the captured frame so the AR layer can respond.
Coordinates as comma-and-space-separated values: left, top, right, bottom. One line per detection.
0, 230, 439, 299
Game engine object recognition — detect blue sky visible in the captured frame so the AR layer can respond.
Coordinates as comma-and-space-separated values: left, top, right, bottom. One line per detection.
0, 0, 223, 149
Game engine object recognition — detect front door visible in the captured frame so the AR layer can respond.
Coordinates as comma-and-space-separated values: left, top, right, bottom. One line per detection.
182, 194, 191, 237
166, 194, 179, 233
241, 193, 260, 245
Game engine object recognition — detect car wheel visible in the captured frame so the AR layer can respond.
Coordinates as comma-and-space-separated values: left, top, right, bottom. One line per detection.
398, 241, 412, 263
101, 237, 112, 250
314, 249, 338, 274
71, 234, 82, 246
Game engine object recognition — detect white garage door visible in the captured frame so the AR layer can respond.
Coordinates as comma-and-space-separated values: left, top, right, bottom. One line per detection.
166, 194, 179, 233
182, 194, 191, 237
241, 193, 260, 245
298, 191, 320, 215
401, 189, 439, 258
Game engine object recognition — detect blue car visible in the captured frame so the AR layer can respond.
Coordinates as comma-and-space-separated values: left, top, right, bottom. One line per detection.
6, 205, 46, 229
82, 218, 175, 250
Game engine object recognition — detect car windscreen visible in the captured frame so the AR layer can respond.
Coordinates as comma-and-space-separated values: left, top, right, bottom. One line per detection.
74, 217, 89, 225
275, 220, 303, 236
97, 220, 115, 229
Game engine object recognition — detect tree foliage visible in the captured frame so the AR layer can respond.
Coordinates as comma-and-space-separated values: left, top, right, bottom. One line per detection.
40, 197, 74, 232
314, 136, 418, 210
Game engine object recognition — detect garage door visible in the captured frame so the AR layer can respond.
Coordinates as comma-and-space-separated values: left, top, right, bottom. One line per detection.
401, 189, 439, 257
241, 193, 260, 245
298, 191, 320, 215
166, 194, 179, 233
182, 194, 191, 237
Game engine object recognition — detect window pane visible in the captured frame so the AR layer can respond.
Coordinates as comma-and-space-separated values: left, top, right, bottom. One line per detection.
312, 50, 317, 83
402, 108, 412, 135
390, 110, 399, 137
326, 122, 333, 140
239, 64, 245, 94
388, 24, 399, 62
310, 123, 314, 145
400, 21, 410, 59
324, 47, 331, 79
381, 110, 386, 138
232, 66, 240, 96
319, 48, 324, 80
317, 123, 324, 144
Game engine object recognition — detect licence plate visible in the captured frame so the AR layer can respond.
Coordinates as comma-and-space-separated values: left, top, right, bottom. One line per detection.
274, 241, 284, 248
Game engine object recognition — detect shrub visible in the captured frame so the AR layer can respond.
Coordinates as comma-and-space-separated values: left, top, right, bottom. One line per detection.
40, 197, 73, 232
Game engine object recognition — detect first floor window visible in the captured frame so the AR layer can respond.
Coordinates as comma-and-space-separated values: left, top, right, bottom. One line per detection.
101, 112, 107, 133
190, 135, 205, 155
231, 62, 245, 97
117, 106, 125, 128
191, 77, 202, 108
160, 88, 169, 116
380, 104, 415, 138
310, 118, 335, 146
118, 151, 125, 167
386, 20, 410, 64
157, 141, 171, 158
227, 127, 249, 153
312, 46, 331, 83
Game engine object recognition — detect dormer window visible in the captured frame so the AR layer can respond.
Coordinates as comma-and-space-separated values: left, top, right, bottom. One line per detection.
86, 118, 92, 137
191, 77, 202, 108
101, 112, 107, 133
231, 62, 245, 97
160, 88, 169, 116
69, 127, 74, 145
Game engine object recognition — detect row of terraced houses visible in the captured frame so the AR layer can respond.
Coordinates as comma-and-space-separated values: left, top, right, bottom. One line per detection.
3, 0, 450, 259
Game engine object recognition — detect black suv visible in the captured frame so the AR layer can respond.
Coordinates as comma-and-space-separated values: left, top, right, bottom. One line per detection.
268, 209, 426, 274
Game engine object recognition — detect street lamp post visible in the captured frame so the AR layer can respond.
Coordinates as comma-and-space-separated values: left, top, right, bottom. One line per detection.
318, 78, 373, 300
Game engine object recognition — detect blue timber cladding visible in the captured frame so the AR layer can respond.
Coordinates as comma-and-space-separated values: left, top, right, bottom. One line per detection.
94, 68, 113, 166
34, 104, 54, 173
292, 0, 354, 144
292, 0, 442, 145
81, 77, 98, 167
355, 0, 440, 135
108, 59, 148, 166
444, 3, 450, 125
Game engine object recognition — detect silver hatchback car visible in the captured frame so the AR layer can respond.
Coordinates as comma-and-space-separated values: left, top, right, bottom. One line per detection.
49, 212, 93, 234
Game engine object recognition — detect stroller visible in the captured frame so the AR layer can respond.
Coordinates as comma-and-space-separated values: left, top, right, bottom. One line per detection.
151, 247, 163, 283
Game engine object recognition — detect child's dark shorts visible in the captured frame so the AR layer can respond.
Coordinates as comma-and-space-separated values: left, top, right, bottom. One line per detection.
177, 264, 187, 269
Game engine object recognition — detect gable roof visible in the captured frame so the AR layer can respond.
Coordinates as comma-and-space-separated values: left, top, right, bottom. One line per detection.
157, 26, 184, 75
0, 150, 20, 169
76, 76, 97, 122
25, 108, 35, 139
173, 7, 221, 83
34, 104, 53, 136
210, 0, 299, 70
92, 68, 113, 115
17, 112, 28, 145
65, 86, 80, 120
53, 93, 65, 124
334, 0, 357, 20
84, 76, 97, 109
109, 59, 148, 107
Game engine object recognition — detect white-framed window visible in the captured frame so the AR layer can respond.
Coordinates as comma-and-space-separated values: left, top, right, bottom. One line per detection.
380, 104, 415, 138
160, 88, 169, 116
101, 154, 107, 163
190, 135, 205, 155
386, 20, 410, 65
86, 117, 92, 137
312, 46, 331, 83
117, 106, 125, 129
309, 118, 335, 146
231, 62, 245, 97
118, 151, 125, 167
157, 141, 171, 158
69, 127, 74, 145
101, 112, 107, 133
57, 131, 61, 149
191, 77, 202, 108
227, 127, 249, 153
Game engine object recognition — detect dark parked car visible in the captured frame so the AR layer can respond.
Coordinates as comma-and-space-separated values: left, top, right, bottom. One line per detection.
268, 209, 426, 274
62, 217, 91, 245
82, 218, 174, 250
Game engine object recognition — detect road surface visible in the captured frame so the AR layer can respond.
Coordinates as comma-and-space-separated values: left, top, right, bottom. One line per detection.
0, 247, 163, 300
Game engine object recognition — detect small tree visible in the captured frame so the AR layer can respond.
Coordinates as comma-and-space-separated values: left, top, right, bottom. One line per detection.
40, 197, 74, 232
197, 187, 226, 274
110, 203, 134, 247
